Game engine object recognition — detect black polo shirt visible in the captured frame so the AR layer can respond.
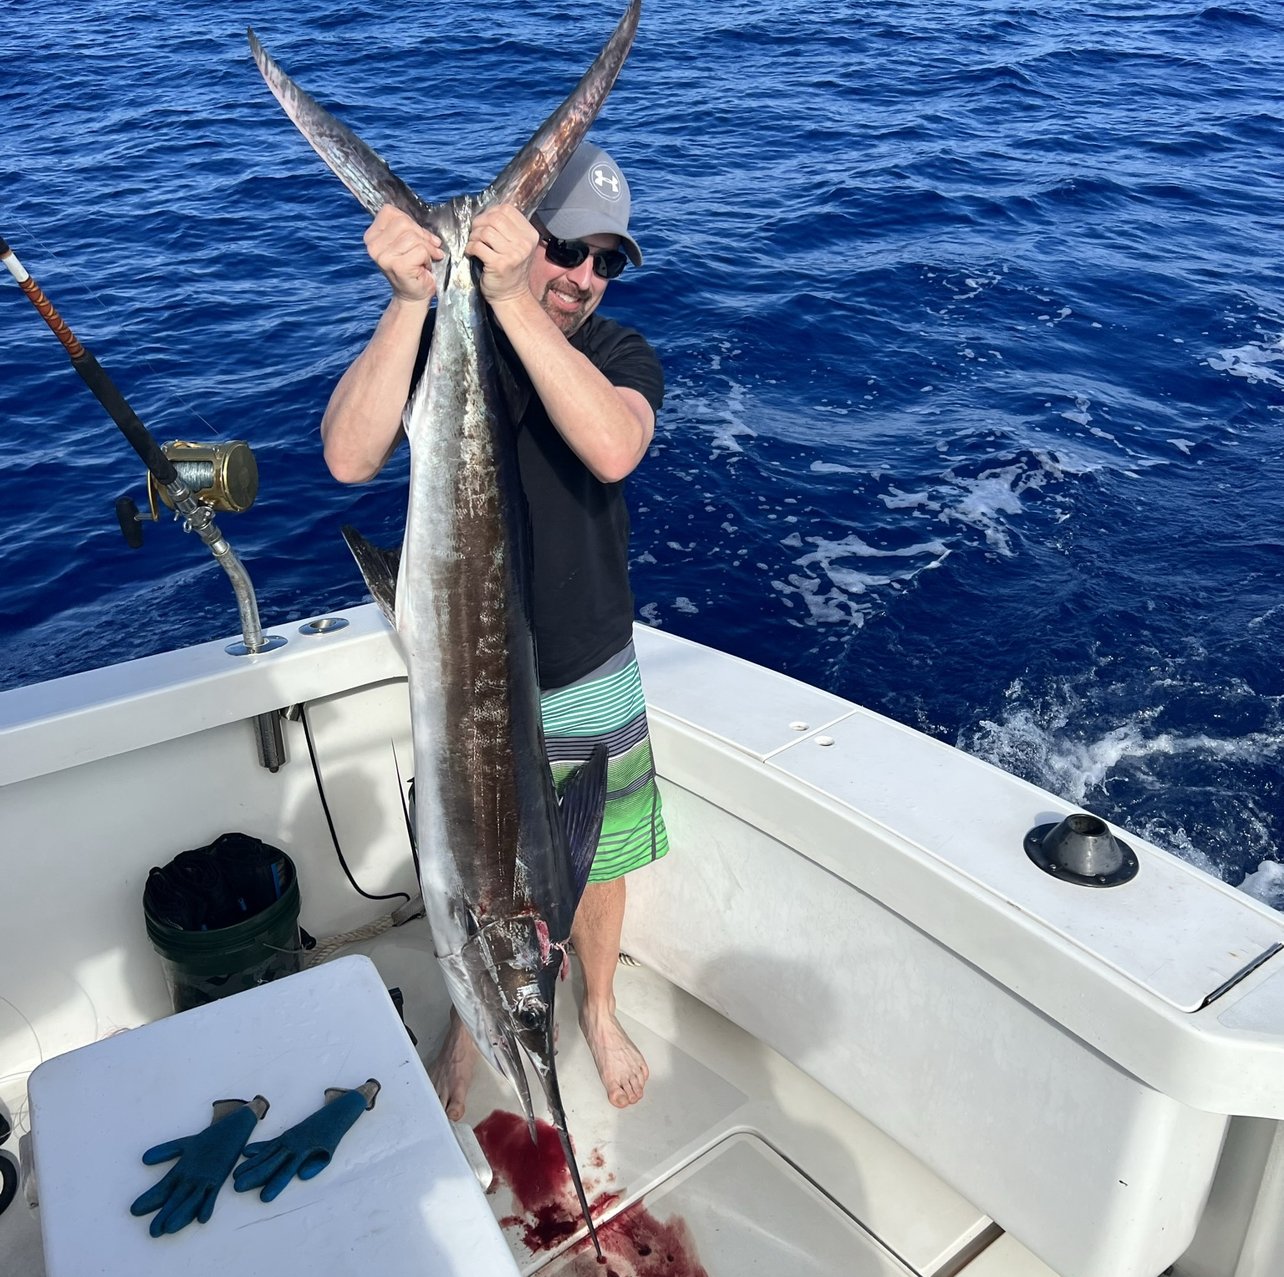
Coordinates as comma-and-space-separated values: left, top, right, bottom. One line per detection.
412, 308, 663, 690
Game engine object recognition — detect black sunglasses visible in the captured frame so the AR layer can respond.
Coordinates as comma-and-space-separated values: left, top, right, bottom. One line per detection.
539, 233, 629, 281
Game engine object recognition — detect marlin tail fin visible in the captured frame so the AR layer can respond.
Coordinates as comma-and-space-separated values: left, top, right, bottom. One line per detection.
247, 27, 450, 236
249, 1, 641, 235
484, 0, 642, 216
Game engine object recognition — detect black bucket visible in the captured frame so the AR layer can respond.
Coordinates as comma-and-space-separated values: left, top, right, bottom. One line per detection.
143, 832, 303, 1013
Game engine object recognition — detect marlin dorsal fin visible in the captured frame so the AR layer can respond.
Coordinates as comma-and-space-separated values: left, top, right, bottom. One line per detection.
340, 525, 400, 625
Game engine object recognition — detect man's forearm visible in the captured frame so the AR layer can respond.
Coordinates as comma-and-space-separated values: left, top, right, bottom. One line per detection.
489, 293, 654, 484
321, 296, 430, 483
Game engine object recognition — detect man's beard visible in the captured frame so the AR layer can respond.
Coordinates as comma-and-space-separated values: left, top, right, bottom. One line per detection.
539, 282, 591, 335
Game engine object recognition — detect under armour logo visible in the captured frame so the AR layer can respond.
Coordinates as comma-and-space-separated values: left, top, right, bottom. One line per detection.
591, 164, 622, 201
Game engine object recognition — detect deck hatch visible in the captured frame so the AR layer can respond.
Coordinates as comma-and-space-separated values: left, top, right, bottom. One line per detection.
538, 1132, 918, 1276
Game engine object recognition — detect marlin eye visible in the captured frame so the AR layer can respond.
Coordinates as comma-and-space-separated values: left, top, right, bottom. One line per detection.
516, 1002, 545, 1031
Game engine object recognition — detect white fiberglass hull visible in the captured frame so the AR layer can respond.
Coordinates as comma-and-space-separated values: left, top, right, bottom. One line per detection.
2, 606, 1283, 1277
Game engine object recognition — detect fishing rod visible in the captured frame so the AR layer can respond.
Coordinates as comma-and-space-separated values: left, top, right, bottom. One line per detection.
0, 233, 272, 657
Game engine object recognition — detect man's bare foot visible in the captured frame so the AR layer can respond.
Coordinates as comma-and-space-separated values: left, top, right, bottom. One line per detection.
430, 1011, 479, 1121
580, 1004, 648, 1107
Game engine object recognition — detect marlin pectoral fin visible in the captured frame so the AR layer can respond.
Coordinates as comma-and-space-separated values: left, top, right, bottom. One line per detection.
340, 525, 400, 624
483, 0, 641, 216
247, 28, 450, 236
558, 743, 609, 907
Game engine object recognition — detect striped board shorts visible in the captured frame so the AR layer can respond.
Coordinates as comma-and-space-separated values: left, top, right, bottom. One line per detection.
541, 641, 669, 883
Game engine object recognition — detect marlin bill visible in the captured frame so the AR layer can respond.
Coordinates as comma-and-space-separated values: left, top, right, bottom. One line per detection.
248, 0, 642, 1254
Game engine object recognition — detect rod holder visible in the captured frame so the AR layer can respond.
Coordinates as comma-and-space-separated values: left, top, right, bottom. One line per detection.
1024, 813, 1139, 887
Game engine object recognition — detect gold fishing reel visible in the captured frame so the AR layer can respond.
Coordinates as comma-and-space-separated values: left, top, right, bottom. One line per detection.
147, 440, 259, 515
117, 440, 259, 547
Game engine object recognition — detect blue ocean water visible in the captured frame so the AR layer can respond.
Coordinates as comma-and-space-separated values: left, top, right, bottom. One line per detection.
3, 2, 1282, 897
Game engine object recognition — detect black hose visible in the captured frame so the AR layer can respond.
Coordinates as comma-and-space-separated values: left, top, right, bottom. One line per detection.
0, 1151, 18, 1217
298, 702, 411, 905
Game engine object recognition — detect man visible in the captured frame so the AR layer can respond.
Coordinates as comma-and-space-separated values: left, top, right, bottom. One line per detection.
320, 142, 668, 1117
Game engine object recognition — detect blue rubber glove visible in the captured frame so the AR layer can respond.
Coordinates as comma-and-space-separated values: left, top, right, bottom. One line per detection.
233, 1079, 379, 1203
130, 1096, 269, 1237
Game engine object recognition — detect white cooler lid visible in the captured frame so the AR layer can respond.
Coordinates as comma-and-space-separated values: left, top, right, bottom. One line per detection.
27, 955, 518, 1277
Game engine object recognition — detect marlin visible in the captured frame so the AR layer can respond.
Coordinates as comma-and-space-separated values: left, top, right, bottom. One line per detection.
248, 2, 642, 1252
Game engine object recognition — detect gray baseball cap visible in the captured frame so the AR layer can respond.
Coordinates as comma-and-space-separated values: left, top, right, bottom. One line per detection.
534, 142, 643, 267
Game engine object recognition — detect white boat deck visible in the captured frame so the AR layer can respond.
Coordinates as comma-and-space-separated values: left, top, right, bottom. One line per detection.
370, 922, 1003, 1277
2, 914, 1052, 1277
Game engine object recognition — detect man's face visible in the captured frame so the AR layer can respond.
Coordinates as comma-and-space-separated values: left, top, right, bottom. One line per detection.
527, 232, 620, 336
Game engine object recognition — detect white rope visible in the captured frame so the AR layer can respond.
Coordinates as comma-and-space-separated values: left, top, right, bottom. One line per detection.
302, 914, 397, 967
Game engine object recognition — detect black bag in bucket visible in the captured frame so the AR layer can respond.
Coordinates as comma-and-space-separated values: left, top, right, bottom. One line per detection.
143, 832, 303, 1013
